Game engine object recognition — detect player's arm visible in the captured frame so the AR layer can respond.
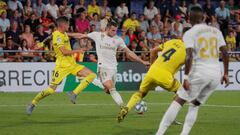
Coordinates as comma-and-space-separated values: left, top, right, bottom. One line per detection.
183, 48, 193, 91
220, 46, 229, 87
150, 46, 162, 64
59, 46, 83, 56
123, 47, 150, 67
67, 32, 88, 39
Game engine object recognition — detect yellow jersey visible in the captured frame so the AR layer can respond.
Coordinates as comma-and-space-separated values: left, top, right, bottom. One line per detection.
226, 36, 236, 45
151, 39, 186, 75
52, 30, 76, 67
123, 18, 140, 31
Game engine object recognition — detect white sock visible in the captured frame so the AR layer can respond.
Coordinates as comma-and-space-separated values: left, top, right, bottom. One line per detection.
180, 104, 199, 135
156, 101, 182, 135
92, 78, 104, 89
109, 88, 124, 106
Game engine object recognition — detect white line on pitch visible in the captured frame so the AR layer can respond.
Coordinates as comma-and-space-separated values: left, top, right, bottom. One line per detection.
0, 103, 240, 108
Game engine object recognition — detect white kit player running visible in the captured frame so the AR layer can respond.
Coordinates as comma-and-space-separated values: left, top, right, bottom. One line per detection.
68, 20, 150, 107
156, 7, 229, 135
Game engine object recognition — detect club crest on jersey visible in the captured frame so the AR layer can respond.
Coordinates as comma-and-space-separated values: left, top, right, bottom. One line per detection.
57, 37, 62, 43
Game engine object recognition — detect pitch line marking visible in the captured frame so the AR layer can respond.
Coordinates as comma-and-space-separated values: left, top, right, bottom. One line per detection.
0, 103, 239, 108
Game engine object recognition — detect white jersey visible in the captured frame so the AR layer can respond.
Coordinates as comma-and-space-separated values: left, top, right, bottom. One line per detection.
183, 24, 226, 73
87, 32, 126, 70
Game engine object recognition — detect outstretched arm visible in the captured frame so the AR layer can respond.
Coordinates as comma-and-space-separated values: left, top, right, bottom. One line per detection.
67, 32, 88, 39
220, 46, 229, 87
123, 47, 150, 67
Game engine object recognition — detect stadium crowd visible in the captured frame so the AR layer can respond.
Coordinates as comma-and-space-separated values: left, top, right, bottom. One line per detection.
0, 0, 239, 62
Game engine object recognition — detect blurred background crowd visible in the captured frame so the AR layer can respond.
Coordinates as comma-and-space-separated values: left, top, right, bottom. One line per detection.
0, 0, 240, 62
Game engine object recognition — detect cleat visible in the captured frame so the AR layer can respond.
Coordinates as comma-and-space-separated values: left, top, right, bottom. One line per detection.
117, 106, 129, 123
68, 92, 77, 104
172, 120, 183, 125
26, 103, 35, 115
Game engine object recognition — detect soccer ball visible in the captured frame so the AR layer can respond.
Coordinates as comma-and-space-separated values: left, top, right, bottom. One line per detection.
135, 100, 148, 114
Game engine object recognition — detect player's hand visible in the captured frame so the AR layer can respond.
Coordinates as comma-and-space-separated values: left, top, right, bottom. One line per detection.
183, 79, 190, 91
221, 74, 229, 88
142, 61, 150, 68
75, 49, 84, 54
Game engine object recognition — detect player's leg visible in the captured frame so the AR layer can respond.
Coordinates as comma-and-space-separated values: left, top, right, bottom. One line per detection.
26, 67, 68, 115
180, 78, 219, 135
69, 65, 96, 104
156, 72, 206, 134
92, 78, 104, 89
99, 68, 124, 107
117, 75, 156, 122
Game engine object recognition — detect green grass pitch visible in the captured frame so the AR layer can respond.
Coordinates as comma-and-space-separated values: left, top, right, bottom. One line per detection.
0, 91, 239, 135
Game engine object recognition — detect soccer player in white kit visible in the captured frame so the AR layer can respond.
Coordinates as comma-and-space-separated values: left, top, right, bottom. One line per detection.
68, 20, 150, 107
156, 7, 229, 135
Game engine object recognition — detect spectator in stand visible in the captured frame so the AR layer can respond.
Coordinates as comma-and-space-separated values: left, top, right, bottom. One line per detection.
0, 0, 7, 11
3, 36, 21, 62
156, 0, 168, 18
209, 16, 220, 29
24, 12, 41, 32
147, 25, 161, 48
18, 39, 34, 62
75, 8, 90, 33
87, 0, 100, 18
0, 27, 5, 47
128, 28, 138, 44
23, 0, 33, 18
188, 0, 202, 12
161, 26, 172, 42
59, 0, 72, 19
120, 27, 130, 46
226, 29, 236, 51
7, 0, 23, 13
166, 0, 180, 19
144, 0, 159, 21
226, 0, 239, 20
5, 21, 21, 45
171, 15, 183, 34
73, 0, 86, 15
139, 14, 149, 32
46, 0, 60, 20
138, 30, 148, 46
10, 10, 24, 31
115, 1, 129, 24
236, 24, 240, 50
0, 10, 10, 32
100, 11, 111, 31
171, 22, 182, 39
20, 25, 35, 49
123, 12, 140, 32
151, 14, 164, 33
203, 0, 215, 24
90, 13, 101, 32
100, 0, 111, 19
34, 25, 49, 43
179, 0, 187, 19
215, 0, 230, 37
40, 10, 54, 33
33, 0, 46, 18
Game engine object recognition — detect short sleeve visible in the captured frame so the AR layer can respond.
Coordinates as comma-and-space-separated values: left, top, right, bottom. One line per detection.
87, 32, 98, 41
183, 30, 194, 48
52, 32, 64, 47
217, 30, 226, 48
117, 37, 127, 50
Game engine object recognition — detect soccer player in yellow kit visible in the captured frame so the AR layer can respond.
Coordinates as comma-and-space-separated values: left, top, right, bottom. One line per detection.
26, 16, 97, 115
117, 39, 186, 122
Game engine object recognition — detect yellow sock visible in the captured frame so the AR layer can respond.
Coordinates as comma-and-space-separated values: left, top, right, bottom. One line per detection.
126, 92, 143, 111
32, 87, 55, 105
73, 73, 96, 95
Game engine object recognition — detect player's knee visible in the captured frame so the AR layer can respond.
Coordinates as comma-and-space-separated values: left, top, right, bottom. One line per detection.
192, 100, 201, 106
49, 84, 58, 91
138, 91, 148, 98
87, 73, 97, 81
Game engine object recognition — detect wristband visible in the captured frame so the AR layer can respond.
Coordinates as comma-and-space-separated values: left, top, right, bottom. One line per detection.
183, 74, 189, 80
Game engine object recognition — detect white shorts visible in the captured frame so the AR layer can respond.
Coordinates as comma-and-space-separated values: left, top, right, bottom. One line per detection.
98, 67, 117, 85
177, 71, 221, 104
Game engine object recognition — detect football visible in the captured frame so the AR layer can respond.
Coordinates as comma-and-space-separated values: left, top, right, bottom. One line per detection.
135, 100, 148, 114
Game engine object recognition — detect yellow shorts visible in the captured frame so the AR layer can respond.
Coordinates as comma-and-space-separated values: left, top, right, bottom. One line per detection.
51, 64, 85, 85
140, 68, 180, 93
